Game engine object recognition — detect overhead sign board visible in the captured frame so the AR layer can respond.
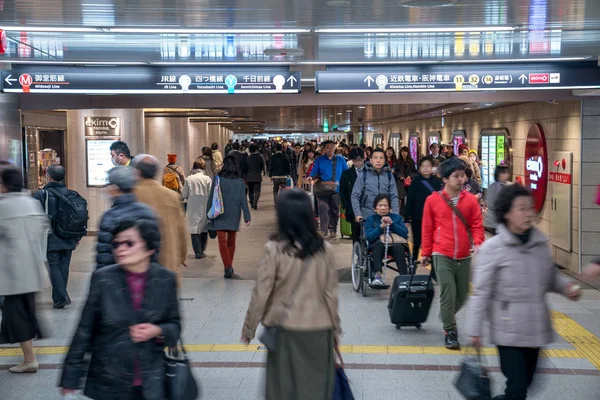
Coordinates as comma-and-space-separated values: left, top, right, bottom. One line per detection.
1, 67, 301, 94
85, 117, 120, 137
315, 62, 600, 93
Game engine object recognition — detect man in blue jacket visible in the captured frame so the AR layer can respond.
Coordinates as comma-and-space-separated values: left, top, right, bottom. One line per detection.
309, 140, 349, 238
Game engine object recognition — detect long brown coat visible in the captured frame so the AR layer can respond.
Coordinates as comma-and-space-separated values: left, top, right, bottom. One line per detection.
134, 179, 188, 285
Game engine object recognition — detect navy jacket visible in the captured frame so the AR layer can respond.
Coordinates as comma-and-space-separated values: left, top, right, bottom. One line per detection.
96, 193, 159, 269
364, 213, 409, 244
33, 182, 78, 252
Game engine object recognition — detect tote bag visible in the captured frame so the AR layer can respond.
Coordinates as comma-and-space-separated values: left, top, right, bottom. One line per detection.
207, 176, 224, 220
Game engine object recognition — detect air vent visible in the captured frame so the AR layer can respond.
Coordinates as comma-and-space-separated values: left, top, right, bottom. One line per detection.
263, 47, 305, 57
399, 0, 457, 7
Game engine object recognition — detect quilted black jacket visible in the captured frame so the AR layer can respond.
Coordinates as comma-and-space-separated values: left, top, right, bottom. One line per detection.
96, 193, 159, 269
60, 263, 181, 400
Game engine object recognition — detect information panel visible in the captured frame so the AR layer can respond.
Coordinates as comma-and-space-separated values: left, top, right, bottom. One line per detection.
480, 128, 511, 189
315, 61, 600, 93
1, 67, 301, 94
86, 139, 115, 187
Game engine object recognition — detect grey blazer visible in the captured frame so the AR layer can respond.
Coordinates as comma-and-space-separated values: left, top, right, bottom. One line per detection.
467, 224, 572, 348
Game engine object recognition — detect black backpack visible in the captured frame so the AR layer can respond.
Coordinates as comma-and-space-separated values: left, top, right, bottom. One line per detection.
45, 188, 88, 239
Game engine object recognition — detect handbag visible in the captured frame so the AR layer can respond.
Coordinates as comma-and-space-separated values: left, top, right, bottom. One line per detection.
314, 156, 338, 197
332, 344, 355, 400
164, 338, 200, 400
259, 258, 312, 353
207, 176, 224, 220
454, 350, 492, 400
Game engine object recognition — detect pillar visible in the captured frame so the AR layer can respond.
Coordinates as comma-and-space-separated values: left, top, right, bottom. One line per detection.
66, 109, 144, 232
580, 99, 600, 270
0, 93, 22, 170
145, 116, 190, 171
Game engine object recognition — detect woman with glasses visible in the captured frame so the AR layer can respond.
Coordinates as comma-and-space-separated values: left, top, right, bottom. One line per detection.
60, 219, 181, 400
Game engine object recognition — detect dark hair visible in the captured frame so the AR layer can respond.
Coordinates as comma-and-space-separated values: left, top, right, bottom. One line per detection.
371, 147, 385, 157
249, 144, 256, 153
202, 146, 213, 160
429, 142, 439, 150
232, 142, 240, 151
135, 157, 159, 179
302, 147, 316, 164
270, 189, 325, 259
112, 218, 161, 255
494, 164, 510, 182
109, 141, 131, 159
373, 193, 391, 209
418, 156, 434, 168
47, 164, 66, 182
494, 184, 533, 226
211, 142, 219, 150
384, 146, 397, 163
219, 156, 238, 179
439, 157, 466, 179
322, 140, 335, 147
1, 167, 23, 192
275, 143, 283, 152
349, 147, 365, 160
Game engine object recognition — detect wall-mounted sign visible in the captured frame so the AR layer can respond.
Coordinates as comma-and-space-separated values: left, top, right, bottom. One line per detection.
315, 61, 600, 93
479, 128, 512, 189
1, 66, 301, 94
524, 123, 548, 213
85, 117, 121, 137
86, 139, 115, 187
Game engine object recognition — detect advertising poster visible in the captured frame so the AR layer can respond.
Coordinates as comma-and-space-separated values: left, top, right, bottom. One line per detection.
481, 136, 490, 188
86, 139, 114, 187
409, 135, 419, 165
453, 136, 464, 156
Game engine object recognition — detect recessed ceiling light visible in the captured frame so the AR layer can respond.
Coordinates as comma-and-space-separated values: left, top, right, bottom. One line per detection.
463, 108, 471, 110
326, 0, 352, 5
484, 103, 493, 106
337, 113, 343, 115
447, 111, 453, 113
359, 106, 366, 109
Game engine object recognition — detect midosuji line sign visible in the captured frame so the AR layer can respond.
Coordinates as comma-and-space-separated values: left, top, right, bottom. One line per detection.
315, 61, 600, 93
0, 66, 301, 94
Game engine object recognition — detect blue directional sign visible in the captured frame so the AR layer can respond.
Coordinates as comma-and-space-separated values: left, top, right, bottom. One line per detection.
0, 66, 301, 94
315, 62, 600, 93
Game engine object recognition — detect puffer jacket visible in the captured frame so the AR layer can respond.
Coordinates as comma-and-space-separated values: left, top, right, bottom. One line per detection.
33, 182, 78, 252
350, 163, 399, 219
421, 189, 485, 259
96, 193, 159, 269
467, 224, 572, 347
242, 240, 341, 339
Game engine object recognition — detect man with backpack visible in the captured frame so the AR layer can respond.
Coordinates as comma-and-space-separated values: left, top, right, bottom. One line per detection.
421, 157, 484, 350
350, 147, 400, 222
162, 154, 186, 195
33, 165, 88, 309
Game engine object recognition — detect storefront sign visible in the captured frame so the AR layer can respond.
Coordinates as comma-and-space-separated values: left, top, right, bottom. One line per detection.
86, 139, 115, 187
315, 61, 600, 93
549, 172, 572, 184
85, 117, 120, 137
524, 124, 548, 213
0, 66, 301, 94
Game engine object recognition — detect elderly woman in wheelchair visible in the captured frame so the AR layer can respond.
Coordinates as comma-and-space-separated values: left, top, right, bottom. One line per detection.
364, 194, 409, 286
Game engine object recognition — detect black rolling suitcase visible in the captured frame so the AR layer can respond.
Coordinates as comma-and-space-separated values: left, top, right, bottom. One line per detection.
388, 264, 434, 329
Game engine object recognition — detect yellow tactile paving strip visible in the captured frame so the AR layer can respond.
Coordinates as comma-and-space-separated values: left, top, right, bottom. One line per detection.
551, 311, 600, 369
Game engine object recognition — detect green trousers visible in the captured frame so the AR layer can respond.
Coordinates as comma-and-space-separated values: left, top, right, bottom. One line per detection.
433, 255, 471, 332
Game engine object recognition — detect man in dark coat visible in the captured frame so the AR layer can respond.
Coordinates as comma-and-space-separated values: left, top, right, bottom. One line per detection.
96, 166, 159, 269
33, 165, 82, 309
246, 144, 265, 209
339, 147, 365, 243
268, 143, 291, 204
229, 142, 248, 179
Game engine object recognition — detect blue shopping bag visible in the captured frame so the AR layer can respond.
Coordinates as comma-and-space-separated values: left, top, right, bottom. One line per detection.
333, 367, 354, 400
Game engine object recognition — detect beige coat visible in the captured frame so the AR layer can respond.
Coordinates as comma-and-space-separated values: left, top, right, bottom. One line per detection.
182, 169, 212, 234
134, 179, 188, 285
467, 224, 571, 347
0, 192, 50, 296
242, 240, 341, 339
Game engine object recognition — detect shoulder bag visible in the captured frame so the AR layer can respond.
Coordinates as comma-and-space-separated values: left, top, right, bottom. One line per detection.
259, 257, 312, 353
314, 156, 338, 197
439, 192, 474, 250
454, 349, 492, 400
164, 337, 200, 400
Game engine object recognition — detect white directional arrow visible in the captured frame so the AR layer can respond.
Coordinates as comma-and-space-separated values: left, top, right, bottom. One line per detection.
364, 75, 374, 87
519, 74, 528, 84
287, 75, 297, 87
4, 74, 17, 86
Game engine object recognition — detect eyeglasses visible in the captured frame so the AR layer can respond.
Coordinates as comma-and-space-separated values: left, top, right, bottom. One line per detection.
112, 240, 136, 249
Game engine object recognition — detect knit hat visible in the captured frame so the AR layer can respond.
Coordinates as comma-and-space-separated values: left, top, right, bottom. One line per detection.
167, 154, 177, 164
458, 144, 469, 155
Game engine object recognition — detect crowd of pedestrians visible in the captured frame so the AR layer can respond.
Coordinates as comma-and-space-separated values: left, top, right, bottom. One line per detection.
0, 135, 598, 400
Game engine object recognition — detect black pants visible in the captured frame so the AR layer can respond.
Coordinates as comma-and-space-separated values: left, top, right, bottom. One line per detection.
248, 182, 262, 208
272, 178, 287, 204
317, 193, 341, 234
350, 220, 361, 243
498, 346, 540, 400
132, 386, 145, 400
371, 242, 408, 274
46, 250, 72, 305
411, 220, 423, 262
191, 233, 208, 257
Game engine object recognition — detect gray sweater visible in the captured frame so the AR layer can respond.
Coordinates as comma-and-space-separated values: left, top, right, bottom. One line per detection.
207, 177, 251, 231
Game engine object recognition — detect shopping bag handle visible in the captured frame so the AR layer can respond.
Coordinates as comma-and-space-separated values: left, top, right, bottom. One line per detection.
334, 342, 345, 368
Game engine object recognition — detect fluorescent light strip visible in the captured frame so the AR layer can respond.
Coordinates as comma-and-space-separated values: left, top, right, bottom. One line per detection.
0, 26, 310, 34
315, 26, 516, 33
316, 86, 600, 93
3, 89, 300, 94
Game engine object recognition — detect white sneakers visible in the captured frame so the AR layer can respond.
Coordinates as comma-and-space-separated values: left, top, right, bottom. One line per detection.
8, 359, 39, 373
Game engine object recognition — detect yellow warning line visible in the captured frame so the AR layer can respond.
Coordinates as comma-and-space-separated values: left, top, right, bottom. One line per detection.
551, 311, 600, 369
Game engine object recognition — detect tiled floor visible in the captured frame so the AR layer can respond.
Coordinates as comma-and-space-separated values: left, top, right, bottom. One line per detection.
2, 182, 600, 399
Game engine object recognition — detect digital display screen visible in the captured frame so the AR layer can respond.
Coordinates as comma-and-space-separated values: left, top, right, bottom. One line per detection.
86, 139, 114, 187
481, 133, 507, 189
409, 135, 419, 166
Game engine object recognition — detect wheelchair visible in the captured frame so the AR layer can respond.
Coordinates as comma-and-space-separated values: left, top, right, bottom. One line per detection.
351, 220, 414, 297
